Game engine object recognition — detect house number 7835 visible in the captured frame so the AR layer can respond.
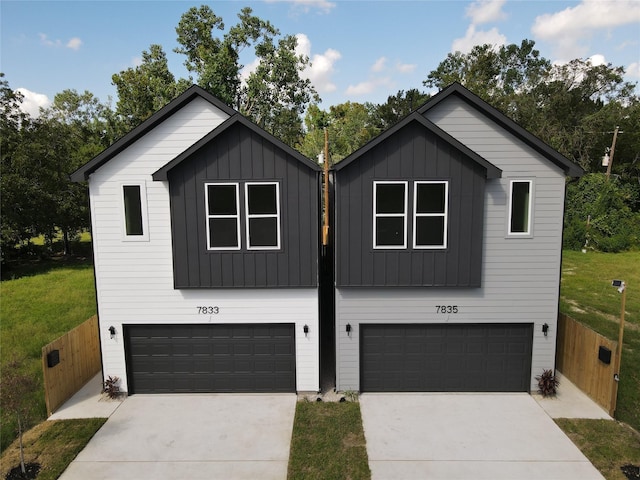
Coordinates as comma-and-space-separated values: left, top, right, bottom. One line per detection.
197, 306, 219, 315
436, 305, 458, 314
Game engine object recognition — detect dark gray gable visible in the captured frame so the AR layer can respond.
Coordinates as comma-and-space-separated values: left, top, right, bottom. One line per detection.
155, 115, 320, 289
153, 114, 320, 180
335, 112, 501, 179
417, 82, 584, 177
71, 85, 236, 182
334, 115, 492, 288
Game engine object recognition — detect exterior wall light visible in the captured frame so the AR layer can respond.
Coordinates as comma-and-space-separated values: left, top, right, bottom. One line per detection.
303, 324, 309, 337
346, 323, 352, 336
108, 326, 116, 339
542, 323, 549, 336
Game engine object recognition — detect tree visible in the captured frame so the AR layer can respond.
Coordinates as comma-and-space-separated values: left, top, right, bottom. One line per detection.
298, 102, 377, 163
425, 40, 550, 103
371, 88, 431, 132
0, 359, 38, 476
174, 5, 318, 143
1, 74, 33, 256
112, 44, 189, 129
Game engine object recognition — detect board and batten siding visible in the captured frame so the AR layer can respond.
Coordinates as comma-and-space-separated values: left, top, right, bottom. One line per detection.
335, 121, 487, 287
336, 96, 567, 392
166, 122, 319, 288
89, 97, 319, 392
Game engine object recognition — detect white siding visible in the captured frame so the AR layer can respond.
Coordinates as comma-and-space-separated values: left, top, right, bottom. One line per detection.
336, 96, 567, 392
90, 97, 319, 393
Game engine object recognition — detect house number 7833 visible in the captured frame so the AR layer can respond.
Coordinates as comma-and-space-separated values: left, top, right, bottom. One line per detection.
197, 306, 219, 315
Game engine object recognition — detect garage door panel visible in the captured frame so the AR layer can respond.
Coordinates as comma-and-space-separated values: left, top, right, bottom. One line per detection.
125, 324, 296, 393
361, 324, 532, 392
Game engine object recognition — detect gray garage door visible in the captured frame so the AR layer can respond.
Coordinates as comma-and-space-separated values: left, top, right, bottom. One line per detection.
361, 323, 533, 392
125, 324, 296, 394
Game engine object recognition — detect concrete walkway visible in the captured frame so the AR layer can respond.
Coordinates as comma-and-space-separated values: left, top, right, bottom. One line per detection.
533, 371, 611, 419
49, 374, 122, 420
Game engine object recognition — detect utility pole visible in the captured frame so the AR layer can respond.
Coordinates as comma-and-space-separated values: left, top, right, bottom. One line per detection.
322, 127, 330, 246
605, 126, 621, 181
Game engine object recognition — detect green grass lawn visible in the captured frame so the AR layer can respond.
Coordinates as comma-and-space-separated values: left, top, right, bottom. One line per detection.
288, 401, 370, 480
0, 259, 97, 451
560, 250, 640, 431
0, 418, 106, 480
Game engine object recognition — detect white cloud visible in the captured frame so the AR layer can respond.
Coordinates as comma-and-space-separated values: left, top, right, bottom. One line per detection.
39, 33, 61, 48
395, 62, 416, 74
268, 0, 336, 14
39, 33, 83, 50
532, 1, 640, 60
16, 88, 51, 117
371, 57, 387, 73
295, 33, 341, 93
466, 0, 507, 24
66, 37, 82, 50
345, 77, 393, 97
627, 62, 640, 79
588, 54, 607, 67
451, 25, 506, 53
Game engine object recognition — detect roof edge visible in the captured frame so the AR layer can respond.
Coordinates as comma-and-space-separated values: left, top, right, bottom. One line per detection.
418, 83, 584, 177
334, 112, 501, 179
70, 85, 236, 182
152, 114, 321, 181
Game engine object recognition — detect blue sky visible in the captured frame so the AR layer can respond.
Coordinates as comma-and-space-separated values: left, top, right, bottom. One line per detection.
2, 0, 639, 116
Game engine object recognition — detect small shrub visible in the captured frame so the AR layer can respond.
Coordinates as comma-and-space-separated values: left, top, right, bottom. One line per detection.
102, 376, 121, 399
536, 369, 559, 397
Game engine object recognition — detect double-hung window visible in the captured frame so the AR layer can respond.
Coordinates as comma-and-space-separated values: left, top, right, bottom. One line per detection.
206, 183, 241, 250
413, 181, 448, 248
508, 179, 533, 236
373, 181, 408, 249
245, 182, 280, 249
205, 181, 281, 250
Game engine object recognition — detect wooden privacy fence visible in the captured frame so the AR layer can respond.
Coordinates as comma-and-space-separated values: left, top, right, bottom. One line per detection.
556, 313, 618, 416
42, 315, 102, 417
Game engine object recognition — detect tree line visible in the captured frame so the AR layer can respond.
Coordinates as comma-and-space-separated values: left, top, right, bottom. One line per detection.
2, 5, 639, 260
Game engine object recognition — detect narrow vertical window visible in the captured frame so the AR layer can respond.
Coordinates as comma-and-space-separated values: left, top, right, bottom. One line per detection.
206, 183, 240, 249
245, 182, 280, 249
373, 181, 407, 248
508, 180, 532, 235
414, 181, 448, 248
123, 185, 144, 236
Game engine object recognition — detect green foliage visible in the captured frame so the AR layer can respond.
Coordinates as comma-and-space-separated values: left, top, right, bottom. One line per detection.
0, 261, 96, 451
370, 88, 431, 132
555, 419, 640, 480
0, 419, 107, 480
564, 174, 640, 252
112, 44, 189, 129
174, 5, 317, 144
288, 402, 370, 480
299, 102, 378, 163
560, 251, 640, 431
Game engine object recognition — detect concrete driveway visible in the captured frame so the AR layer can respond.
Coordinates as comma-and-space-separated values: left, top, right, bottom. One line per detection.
59, 394, 296, 480
360, 393, 605, 480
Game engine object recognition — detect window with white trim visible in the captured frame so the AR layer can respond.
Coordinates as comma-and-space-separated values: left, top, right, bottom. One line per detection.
413, 181, 448, 248
245, 182, 280, 249
508, 180, 532, 236
121, 183, 149, 241
205, 183, 241, 250
373, 181, 408, 248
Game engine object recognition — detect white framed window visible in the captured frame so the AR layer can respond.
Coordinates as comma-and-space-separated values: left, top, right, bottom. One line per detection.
413, 181, 448, 248
508, 179, 533, 236
121, 182, 149, 241
373, 181, 408, 249
245, 182, 281, 250
205, 183, 241, 250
